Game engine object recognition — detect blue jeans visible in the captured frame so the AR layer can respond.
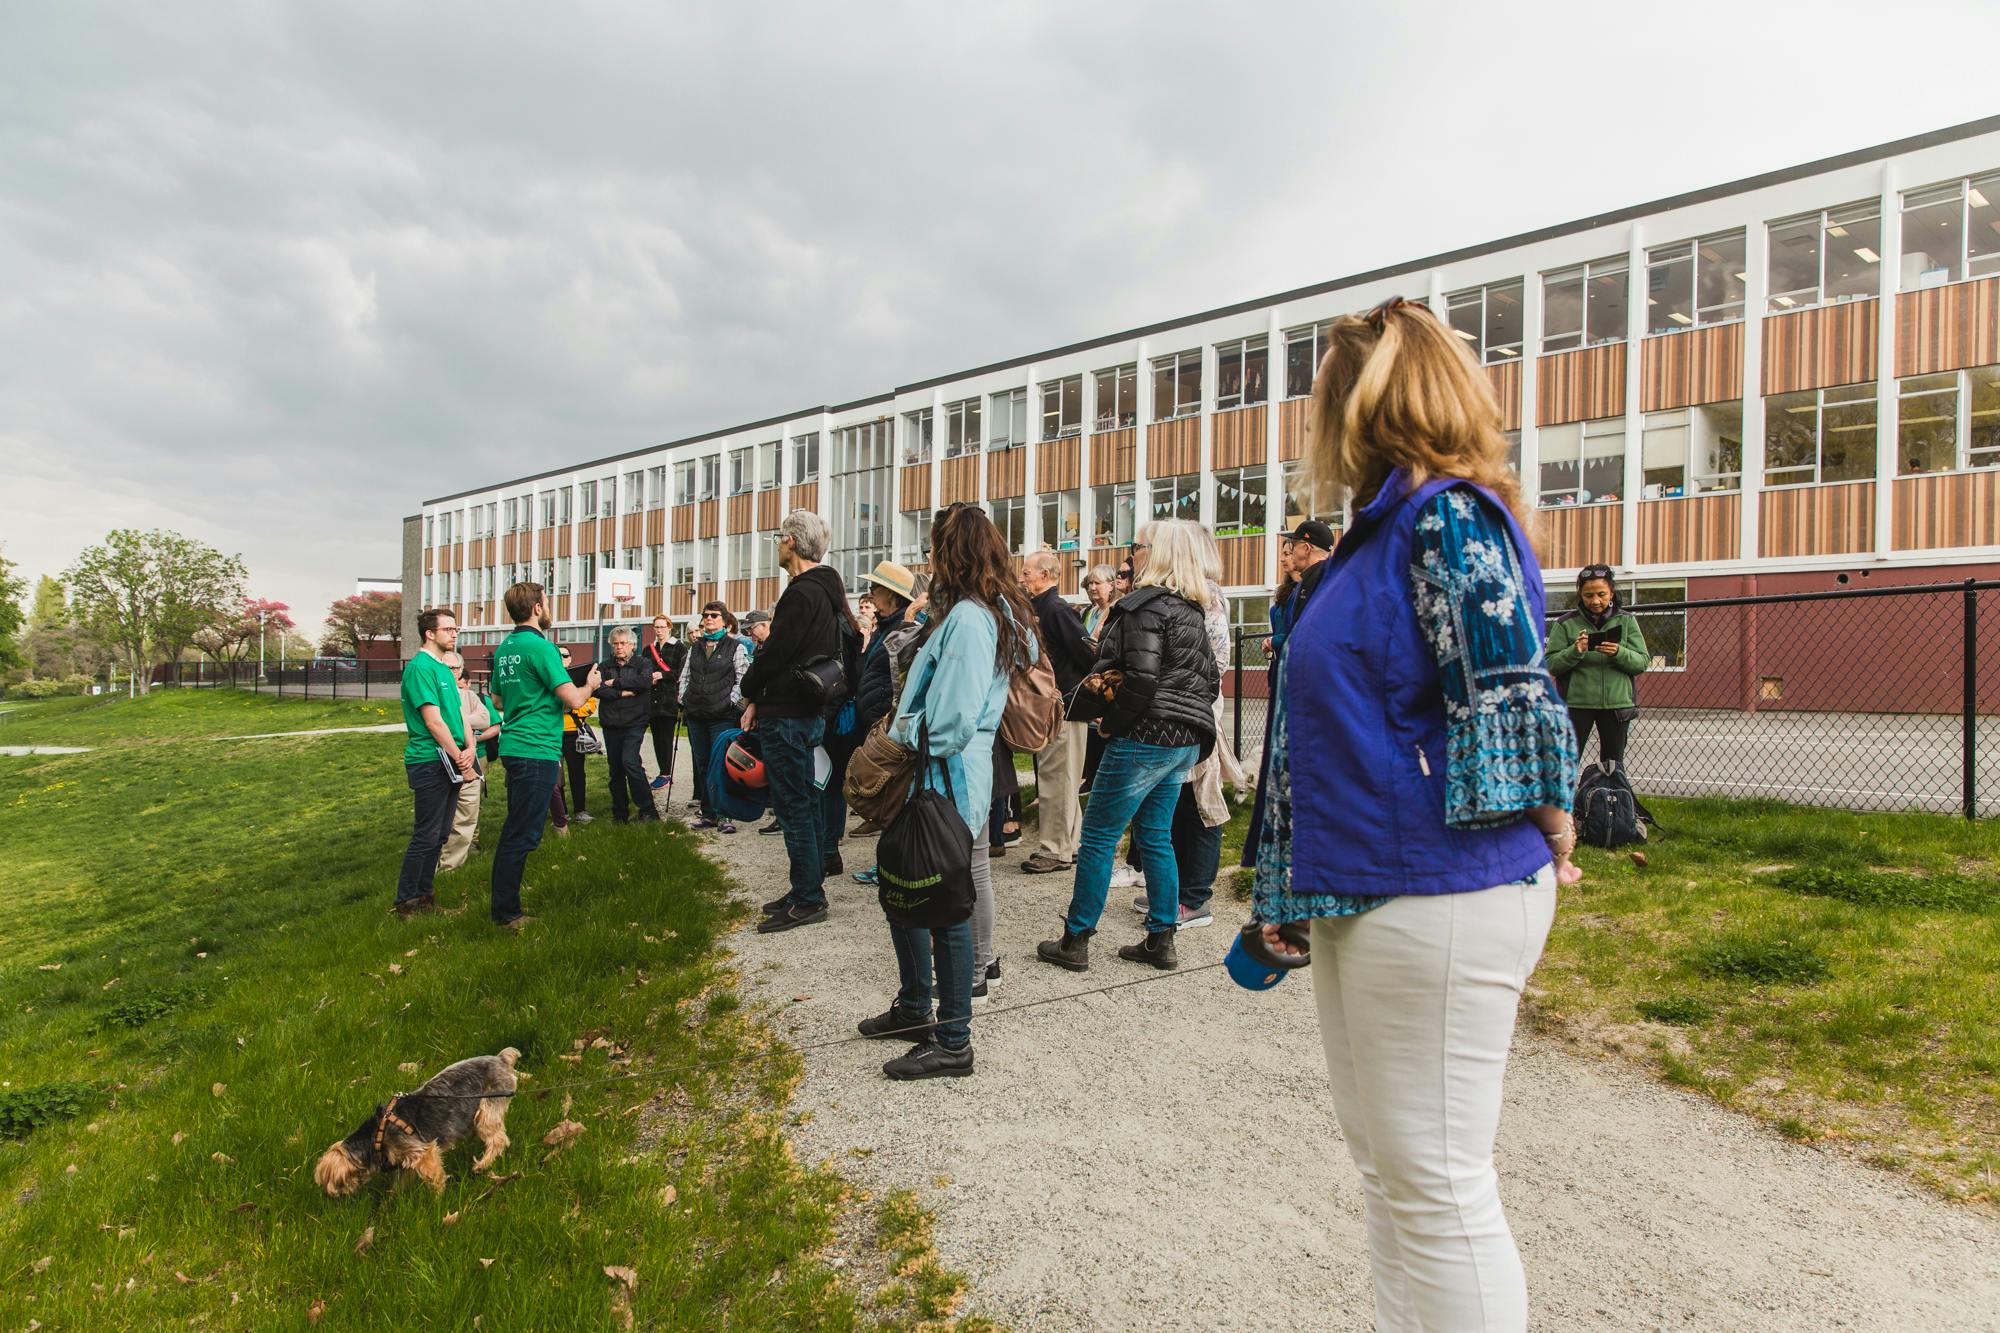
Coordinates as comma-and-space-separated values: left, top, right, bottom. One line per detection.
397, 761, 462, 905
762, 714, 826, 911
888, 916, 974, 1051
1173, 781, 1223, 912
684, 717, 725, 819
1065, 737, 1198, 935
603, 724, 657, 822
491, 755, 561, 923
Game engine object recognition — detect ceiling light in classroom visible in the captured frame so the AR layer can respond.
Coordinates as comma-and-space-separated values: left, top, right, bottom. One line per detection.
1855, 247, 1880, 263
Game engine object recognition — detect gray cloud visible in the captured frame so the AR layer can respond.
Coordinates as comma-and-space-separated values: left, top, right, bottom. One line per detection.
3, 1, 1996, 630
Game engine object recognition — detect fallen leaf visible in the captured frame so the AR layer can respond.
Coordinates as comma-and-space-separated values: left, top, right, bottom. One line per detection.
1630, 851, 1649, 867
64, 1164, 78, 1176
604, 1265, 638, 1289
212, 1083, 226, 1098
542, 1120, 585, 1150
235, 1036, 245, 1048
442, 1211, 460, 1226
404, 949, 418, 957
589, 1036, 615, 1050
398, 1062, 420, 1074
307, 1299, 326, 1324
657, 1185, 677, 1208
387, 964, 404, 975
354, 1226, 375, 1255
173, 1271, 193, 1285
229, 1203, 258, 1215
478, 1257, 495, 1269
172, 1131, 186, 1146
32, 1255, 52, 1273
483, 1172, 519, 1184
790, 995, 812, 1003
102, 976, 121, 990
196, 952, 208, 958
37, 963, 60, 971
211, 1152, 234, 1165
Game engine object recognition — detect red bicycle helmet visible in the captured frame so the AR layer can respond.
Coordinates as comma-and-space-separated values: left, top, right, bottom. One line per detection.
724, 738, 767, 789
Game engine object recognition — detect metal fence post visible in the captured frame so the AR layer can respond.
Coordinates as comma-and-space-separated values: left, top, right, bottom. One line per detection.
1233, 630, 1244, 755
1966, 578, 1979, 821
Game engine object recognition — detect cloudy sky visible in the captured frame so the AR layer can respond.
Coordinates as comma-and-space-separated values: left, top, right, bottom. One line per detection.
4, 2, 1997, 634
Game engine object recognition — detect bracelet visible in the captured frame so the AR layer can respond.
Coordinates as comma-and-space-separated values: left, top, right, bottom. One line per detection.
1543, 822, 1576, 854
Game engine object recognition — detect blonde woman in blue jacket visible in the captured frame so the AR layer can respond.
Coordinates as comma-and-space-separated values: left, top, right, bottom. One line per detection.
857, 503, 1037, 1081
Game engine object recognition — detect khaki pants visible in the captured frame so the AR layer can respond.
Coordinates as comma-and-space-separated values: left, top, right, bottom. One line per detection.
437, 770, 484, 872
1033, 722, 1087, 861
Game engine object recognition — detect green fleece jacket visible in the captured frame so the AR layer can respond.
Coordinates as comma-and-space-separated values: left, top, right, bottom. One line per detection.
1545, 609, 1648, 710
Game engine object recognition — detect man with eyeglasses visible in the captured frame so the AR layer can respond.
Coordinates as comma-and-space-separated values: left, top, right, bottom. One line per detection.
395, 608, 475, 917
678, 600, 749, 832
436, 649, 501, 874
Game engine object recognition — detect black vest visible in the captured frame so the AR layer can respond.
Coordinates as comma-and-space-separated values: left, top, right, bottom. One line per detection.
682, 636, 742, 720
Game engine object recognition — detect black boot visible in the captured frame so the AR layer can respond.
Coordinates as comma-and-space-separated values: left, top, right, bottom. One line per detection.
1118, 926, 1178, 970
822, 851, 844, 879
1036, 925, 1094, 972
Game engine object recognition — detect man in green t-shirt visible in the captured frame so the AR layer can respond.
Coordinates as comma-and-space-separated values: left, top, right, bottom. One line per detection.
395, 607, 475, 917
488, 581, 601, 928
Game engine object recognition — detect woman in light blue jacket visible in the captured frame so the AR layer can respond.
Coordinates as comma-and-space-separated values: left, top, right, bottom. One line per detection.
858, 503, 1038, 1081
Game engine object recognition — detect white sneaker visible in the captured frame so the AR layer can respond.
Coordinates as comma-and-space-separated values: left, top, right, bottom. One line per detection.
1176, 905, 1214, 930
1108, 865, 1143, 890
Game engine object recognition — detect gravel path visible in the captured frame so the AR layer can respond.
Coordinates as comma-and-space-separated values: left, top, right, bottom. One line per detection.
648, 739, 2000, 1331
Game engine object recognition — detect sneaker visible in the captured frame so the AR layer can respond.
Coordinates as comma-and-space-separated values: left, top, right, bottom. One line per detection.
1117, 926, 1178, 970
970, 979, 989, 1003
1019, 853, 1069, 875
822, 853, 844, 879
649, 775, 669, 791
761, 894, 793, 915
858, 1008, 934, 1041
756, 904, 828, 934
853, 866, 879, 885
1108, 865, 1143, 890
718, 821, 737, 834
1131, 894, 1147, 913
986, 958, 1000, 982
882, 1041, 974, 1081
758, 818, 785, 836
1176, 905, 1214, 930
573, 811, 594, 825
689, 817, 718, 831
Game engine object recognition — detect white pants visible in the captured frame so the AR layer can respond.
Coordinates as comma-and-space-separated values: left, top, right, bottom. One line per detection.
1309, 866, 1556, 1333
436, 771, 484, 873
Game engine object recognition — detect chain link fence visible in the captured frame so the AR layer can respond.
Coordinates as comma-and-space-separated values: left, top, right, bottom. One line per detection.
1230, 579, 1999, 818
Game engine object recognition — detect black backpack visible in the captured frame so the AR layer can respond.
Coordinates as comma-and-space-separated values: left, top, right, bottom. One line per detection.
1575, 761, 1651, 849
875, 720, 974, 930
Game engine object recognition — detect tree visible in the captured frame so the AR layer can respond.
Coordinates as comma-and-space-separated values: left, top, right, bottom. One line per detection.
194, 597, 295, 664
0, 549, 24, 673
65, 529, 247, 691
320, 591, 402, 658
29, 575, 67, 629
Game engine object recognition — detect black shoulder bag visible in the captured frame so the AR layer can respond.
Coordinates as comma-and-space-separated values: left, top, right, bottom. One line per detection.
875, 719, 975, 930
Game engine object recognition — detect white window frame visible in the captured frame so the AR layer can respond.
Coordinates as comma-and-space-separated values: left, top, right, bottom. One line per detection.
1444, 280, 1525, 364
903, 408, 934, 465
988, 388, 1028, 451
1640, 403, 1744, 497
1645, 231, 1748, 333
945, 397, 981, 457
1897, 366, 2000, 475
1214, 335, 1269, 411
1283, 321, 1334, 399
1536, 417, 1627, 508
1151, 349, 1202, 421
728, 448, 753, 496
1091, 481, 1136, 547
1899, 172, 2000, 291
1767, 200, 1882, 312
1762, 382, 1880, 488
758, 440, 782, 490
1541, 256, 1629, 354
1040, 375, 1082, 441
1149, 472, 1200, 523
790, 433, 821, 482
1213, 466, 1268, 538
1093, 364, 1138, 429
1038, 489, 1081, 551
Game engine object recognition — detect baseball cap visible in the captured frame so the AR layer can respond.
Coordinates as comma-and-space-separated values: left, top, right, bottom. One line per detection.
1285, 519, 1336, 552
740, 609, 772, 627
863, 560, 918, 601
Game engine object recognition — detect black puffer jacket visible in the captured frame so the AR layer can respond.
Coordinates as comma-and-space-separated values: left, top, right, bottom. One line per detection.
1076, 585, 1218, 758
592, 653, 655, 729
854, 606, 906, 734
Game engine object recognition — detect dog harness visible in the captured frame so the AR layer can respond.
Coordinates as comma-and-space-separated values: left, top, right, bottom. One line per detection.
373, 1094, 417, 1156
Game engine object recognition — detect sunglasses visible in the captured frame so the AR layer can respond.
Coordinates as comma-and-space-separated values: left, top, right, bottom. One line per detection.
1579, 565, 1614, 580
1363, 295, 1426, 333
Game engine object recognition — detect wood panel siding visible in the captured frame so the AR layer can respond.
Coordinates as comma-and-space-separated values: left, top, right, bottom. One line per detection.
1892, 470, 2000, 550
597, 518, 617, 552
576, 523, 598, 556
617, 514, 639, 548
644, 588, 664, 617
670, 505, 694, 543
899, 464, 930, 514
499, 533, 516, 564
1635, 493, 1742, 565
940, 455, 980, 506
1146, 416, 1200, 476
1211, 406, 1267, 470
1278, 399, 1309, 461
555, 526, 573, 557
423, 548, 434, 575
1089, 429, 1136, 484
1484, 361, 1522, 432
787, 482, 819, 514
1088, 545, 1122, 574
1762, 299, 1878, 394
553, 595, 570, 622
725, 493, 755, 534
1037, 436, 1082, 492
723, 579, 752, 611
697, 500, 719, 540
1536, 343, 1627, 427
754, 577, 781, 609
987, 446, 1027, 499
1220, 535, 1265, 587
1534, 503, 1622, 570
644, 509, 666, 544
1759, 481, 1876, 558
695, 582, 718, 611
1895, 277, 2000, 376
671, 586, 694, 617
1639, 323, 1745, 412
757, 489, 783, 530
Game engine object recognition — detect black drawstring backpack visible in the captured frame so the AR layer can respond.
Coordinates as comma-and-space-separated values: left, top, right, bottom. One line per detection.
875, 719, 975, 930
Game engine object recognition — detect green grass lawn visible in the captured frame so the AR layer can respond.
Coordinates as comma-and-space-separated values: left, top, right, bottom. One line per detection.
1530, 796, 2000, 1203
0, 688, 398, 746
0, 693, 982, 1330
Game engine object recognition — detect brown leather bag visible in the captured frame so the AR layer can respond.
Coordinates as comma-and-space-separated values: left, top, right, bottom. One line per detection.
998, 628, 1063, 753
843, 713, 919, 824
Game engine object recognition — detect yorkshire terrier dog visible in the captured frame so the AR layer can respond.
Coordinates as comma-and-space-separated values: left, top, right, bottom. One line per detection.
314, 1048, 521, 1196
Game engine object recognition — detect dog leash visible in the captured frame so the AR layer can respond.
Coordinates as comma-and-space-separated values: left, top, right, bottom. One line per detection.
411, 958, 1232, 1100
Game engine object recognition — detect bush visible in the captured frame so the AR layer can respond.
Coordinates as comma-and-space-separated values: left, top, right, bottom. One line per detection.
1, 667, 26, 690
1636, 995, 1716, 1026
1773, 865, 1997, 913
59, 674, 96, 695
0, 1081, 101, 1138
6, 678, 65, 699
1685, 934, 1831, 986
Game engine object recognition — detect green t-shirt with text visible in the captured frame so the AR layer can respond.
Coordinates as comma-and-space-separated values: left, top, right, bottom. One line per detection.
491, 626, 569, 760
399, 650, 466, 765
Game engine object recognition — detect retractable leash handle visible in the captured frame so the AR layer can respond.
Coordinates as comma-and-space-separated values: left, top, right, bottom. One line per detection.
1226, 920, 1312, 990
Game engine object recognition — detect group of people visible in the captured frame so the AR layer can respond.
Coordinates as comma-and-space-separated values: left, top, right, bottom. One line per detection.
389, 294, 1630, 1329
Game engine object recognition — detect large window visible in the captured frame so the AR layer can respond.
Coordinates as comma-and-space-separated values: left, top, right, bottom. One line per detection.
648, 544, 665, 587
1039, 490, 1081, 550
1281, 461, 1312, 528
726, 533, 751, 579
790, 432, 821, 482
1150, 473, 1200, 524
901, 509, 933, 562
903, 408, 934, 465
989, 495, 1027, 553
754, 530, 778, 581
502, 497, 519, 533
1542, 257, 1629, 353
600, 480, 617, 519
758, 439, 782, 490
831, 421, 892, 584
728, 448, 752, 496
556, 486, 572, 525
989, 388, 1028, 450
1152, 349, 1202, 420
1041, 376, 1082, 440
674, 461, 696, 505
945, 397, 981, 457
1900, 173, 2000, 289
695, 538, 717, 584
538, 490, 556, 528
1768, 201, 1881, 311
1898, 366, 2000, 474
1445, 280, 1524, 364
648, 466, 668, 509
1094, 364, 1138, 429
1284, 321, 1334, 398
1763, 383, 1878, 486
671, 542, 693, 587
1215, 336, 1268, 410
1645, 231, 1747, 332
577, 481, 596, 517
1537, 417, 1626, 506
625, 471, 645, 513
1548, 579, 1688, 670
698, 455, 720, 502
1640, 402, 1744, 497
1214, 466, 1267, 537
1091, 482, 1136, 547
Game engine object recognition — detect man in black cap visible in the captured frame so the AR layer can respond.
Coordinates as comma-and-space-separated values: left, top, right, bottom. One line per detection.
1284, 519, 1336, 625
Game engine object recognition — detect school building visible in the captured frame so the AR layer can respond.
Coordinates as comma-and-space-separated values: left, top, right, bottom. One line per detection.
408, 116, 2000, 704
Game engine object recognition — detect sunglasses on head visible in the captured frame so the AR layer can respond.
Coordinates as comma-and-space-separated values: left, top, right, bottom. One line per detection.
1579, 564, 1614, 580
1363, 295, 1426, 333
